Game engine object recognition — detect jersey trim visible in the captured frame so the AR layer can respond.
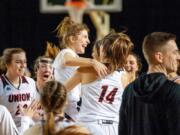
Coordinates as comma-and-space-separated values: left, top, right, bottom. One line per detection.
0, 74, 29, 89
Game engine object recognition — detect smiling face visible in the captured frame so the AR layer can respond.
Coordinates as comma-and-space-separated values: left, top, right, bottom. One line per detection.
72, 30, 90, 54
6, 52, 27, 77
125, 54, 139, 74
162, 40, 180, 74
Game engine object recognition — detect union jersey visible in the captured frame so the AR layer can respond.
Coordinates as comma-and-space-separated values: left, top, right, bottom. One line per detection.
53, 48, 81, 120
78, 70, 125, 123
0, 74, 38, 126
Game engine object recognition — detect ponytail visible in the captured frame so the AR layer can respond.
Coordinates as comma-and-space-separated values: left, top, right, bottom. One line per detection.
43, 112, 55, 135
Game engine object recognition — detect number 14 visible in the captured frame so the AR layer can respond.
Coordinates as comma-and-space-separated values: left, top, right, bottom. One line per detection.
98, 85, 118, 104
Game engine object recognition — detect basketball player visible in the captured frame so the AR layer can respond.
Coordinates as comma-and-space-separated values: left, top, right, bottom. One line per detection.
0, 105, 19, 135
34, 56, 54, 96
32, 56, 54, 122
64, 32, 133, 135
0, 48, 39, 134
124, 52, 142, 82
24, 81, 75, 135
53, 17, 108, 121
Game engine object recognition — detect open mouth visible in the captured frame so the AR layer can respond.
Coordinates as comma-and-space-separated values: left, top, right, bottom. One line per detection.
43, 74, 50, 79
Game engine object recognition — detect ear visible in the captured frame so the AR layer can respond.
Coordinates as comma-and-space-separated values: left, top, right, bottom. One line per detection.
154, 51, 163, 63
69, 36, 76, 43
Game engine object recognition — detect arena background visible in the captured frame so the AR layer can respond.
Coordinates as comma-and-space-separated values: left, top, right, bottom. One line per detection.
0, 0, 180, 72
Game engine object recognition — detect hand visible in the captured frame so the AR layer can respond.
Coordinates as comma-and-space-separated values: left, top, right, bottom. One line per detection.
92, 59, 109, 77
20, 100, 40, 118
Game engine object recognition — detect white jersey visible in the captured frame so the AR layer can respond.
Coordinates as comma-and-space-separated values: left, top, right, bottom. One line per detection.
0, 105, 19, 135
78, 70, 125, 123
0, 74, 38, 131
53, 48, 81, 120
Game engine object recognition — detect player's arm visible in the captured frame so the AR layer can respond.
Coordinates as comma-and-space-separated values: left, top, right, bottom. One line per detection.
63, 53, 108, 77
64, 69, 82, 92
0, 105, 19, 135
121, 71, 131, 88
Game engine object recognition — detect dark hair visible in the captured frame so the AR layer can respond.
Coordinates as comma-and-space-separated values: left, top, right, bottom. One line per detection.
129, 52, 142, 76
41, 81, 67, 135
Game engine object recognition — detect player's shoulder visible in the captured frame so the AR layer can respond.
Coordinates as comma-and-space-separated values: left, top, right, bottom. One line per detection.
59, 48, 76, 57
21, 76, 35, 85
21, 76, 36, 92
0, 105, 8, 112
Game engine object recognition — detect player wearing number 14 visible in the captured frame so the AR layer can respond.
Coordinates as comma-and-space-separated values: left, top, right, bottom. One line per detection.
65, 32, 134, 135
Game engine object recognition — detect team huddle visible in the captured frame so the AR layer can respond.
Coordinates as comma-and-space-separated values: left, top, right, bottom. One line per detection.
0, 16, 179, 135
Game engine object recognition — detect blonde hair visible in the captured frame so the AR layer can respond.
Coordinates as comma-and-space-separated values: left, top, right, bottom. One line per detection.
102, 32, 134, 72
44, 41, 60, 60
55, 125, 91, 135
2, 48, 25, 65
0, 48, 26, 74
55, 17, 89, 48
0, 56, 6, 74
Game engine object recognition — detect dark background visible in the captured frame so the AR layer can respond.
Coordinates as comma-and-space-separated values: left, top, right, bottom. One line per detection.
0, 0, 180, 72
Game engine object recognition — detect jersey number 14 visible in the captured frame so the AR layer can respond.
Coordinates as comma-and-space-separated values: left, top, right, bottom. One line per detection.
98, 85, 118, 104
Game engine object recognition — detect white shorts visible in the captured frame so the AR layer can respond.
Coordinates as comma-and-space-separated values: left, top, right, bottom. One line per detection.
79, 120, 118, 135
